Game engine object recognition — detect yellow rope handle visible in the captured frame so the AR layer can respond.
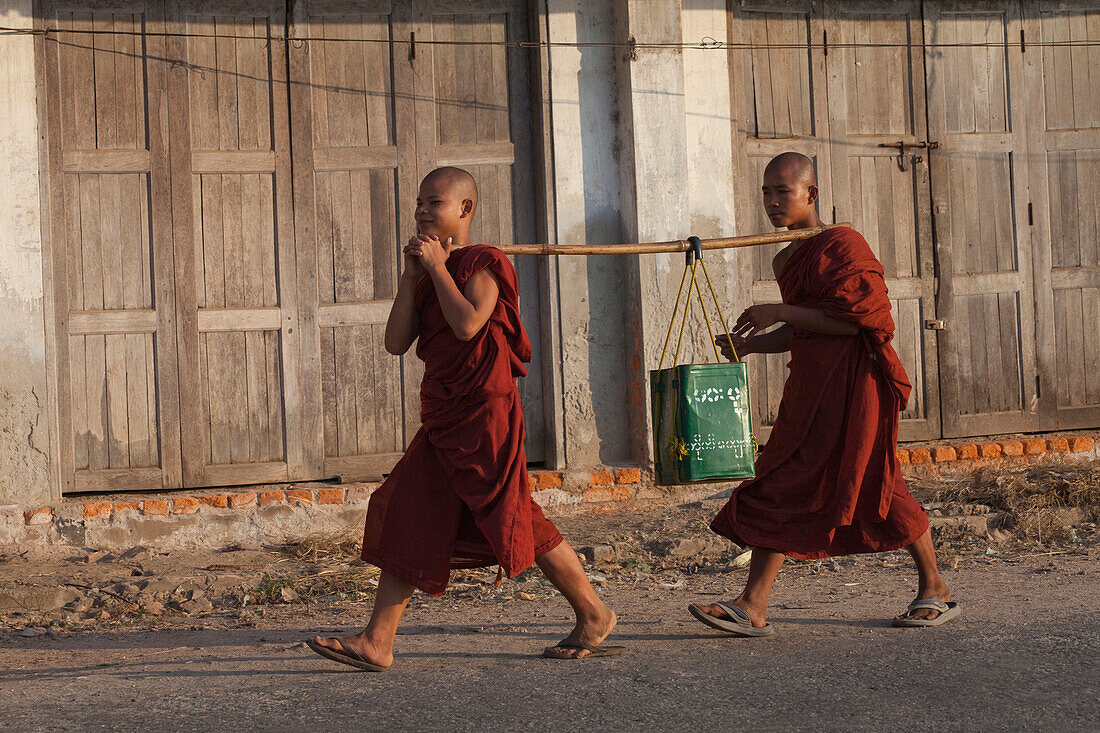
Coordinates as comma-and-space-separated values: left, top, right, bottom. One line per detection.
672, 262, 700, 367
690, 266, 722, 362
698, 258, 738, 363
657, 263, 691, 371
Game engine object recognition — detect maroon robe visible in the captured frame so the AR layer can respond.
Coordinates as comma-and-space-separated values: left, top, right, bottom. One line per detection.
361, 245, 562, 595
711, 226, 929, 558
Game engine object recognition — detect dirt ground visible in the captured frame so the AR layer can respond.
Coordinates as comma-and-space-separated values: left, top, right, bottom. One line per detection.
1, 465, 1098, 731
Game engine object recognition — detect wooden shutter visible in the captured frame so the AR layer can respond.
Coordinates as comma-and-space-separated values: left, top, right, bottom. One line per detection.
1022, 2, 1100, 430
822, 0, 941, 441
727, 0, 833, 442
288, 0, 417, 480
42, 1, 184, 492
164, 0, 303, 486
408, 1, 548, 462
924, 1, 1040, 437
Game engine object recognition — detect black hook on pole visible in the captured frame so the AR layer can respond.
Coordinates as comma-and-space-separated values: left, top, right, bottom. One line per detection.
686, 236, 703, 266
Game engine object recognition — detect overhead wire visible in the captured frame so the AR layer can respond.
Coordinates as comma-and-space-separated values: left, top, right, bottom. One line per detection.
1, 26, 1099, 49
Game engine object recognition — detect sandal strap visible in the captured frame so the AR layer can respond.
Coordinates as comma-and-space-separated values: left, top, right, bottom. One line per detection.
715, 601, 752, 624
907, 599, 949, 613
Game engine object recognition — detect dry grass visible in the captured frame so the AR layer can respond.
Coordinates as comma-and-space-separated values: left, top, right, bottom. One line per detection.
281, 529, 362, 564
929, 464, 1100, 543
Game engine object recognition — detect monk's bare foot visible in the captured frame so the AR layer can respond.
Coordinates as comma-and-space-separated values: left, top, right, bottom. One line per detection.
894, 578, 952, 622
689, 599, 768, 628
311, 632, 394, 669
545, 603, 617, 659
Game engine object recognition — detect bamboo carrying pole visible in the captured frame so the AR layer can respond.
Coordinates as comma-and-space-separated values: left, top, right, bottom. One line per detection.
492, 222, 851, 255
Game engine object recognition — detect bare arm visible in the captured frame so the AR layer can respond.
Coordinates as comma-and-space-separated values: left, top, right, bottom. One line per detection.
384, 270, 423, 355
717, 324, 795, 360
732, 302, 857, 342
428, 266, 499, 341
411, 235, 500, 341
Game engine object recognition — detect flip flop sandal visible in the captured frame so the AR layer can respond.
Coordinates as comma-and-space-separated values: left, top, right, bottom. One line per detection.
542, 640, 627, 660
305, 637, 389, 671
688, 601, 775, 637
892, 599, 961, 628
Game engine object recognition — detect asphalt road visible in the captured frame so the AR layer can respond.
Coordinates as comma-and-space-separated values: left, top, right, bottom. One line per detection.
2, 555, 1097, 732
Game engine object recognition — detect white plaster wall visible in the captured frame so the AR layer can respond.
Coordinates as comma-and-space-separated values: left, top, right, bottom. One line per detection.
547, 0, 633, 466
0, 1, 52, 505
680, 0, 753, 343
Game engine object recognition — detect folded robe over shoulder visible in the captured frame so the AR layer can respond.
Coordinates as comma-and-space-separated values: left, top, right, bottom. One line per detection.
711, 226, 929, 558
361, 245, 562, 595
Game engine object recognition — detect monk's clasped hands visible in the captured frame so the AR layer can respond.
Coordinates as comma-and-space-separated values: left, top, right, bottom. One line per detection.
404, 234, 453, 276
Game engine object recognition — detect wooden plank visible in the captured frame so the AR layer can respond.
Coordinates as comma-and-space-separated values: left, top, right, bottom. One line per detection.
104, 334, 130, 466
265, 329, 285, 462
354, 325, 376, 454
92, 10, 118, 148
99, 174, 124, 310
351, 169, 373, 300
191, 150, 276, 173
363, 12, 393, 147
245, 330, 267, 462
196, 307, 282, 331
145, 5, 183, 488
288, 3, 326, 477
85, 334, 108, 470
71, 467, 163, 493
69, 309, 157, 334
62, 150, 152, 173
312, 145, 399, 171
325, 452, 404, 482
165, 10, 206, 486
370, 169, 398, 300
69, 337, 89, 471
198, 461, 288, 486
434, 141, 515, 167
334, 327, 358, 456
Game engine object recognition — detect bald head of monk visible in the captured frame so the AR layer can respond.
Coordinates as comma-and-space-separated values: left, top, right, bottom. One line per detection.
762, 152, 822, 231
416, 167, 479, 244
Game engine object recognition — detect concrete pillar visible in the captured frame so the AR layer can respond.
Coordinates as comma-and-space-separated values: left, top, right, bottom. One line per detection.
0, 1, 52, 505
612, 0, 694, 465
547, 0, 634, 467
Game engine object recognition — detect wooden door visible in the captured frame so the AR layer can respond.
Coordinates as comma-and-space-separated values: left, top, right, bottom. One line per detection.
288, 1, 418, 481
727, 0, 832, 441
42, 1, 184, 493
407, 0, 548, 462
822, 0, 941, 441
924, 1, 1040, 437
164, 0, 303, 486
1022, 2, 1100, 430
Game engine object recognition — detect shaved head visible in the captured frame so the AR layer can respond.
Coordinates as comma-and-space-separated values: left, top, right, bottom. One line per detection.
764, 152, 817, 187
422, 166, 478, 210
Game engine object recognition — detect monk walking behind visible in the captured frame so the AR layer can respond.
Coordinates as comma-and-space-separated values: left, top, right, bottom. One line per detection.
689, 152, 959, 636
307, 167, 622, 670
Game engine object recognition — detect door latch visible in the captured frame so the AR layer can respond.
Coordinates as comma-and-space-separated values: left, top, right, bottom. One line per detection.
879, 140, 940, 172
924, 319, 946, 330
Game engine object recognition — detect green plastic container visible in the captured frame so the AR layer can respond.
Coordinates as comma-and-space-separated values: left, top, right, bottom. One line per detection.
651, 363, 756, 485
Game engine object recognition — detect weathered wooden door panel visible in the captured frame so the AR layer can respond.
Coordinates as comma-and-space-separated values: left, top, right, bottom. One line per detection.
727, 0, 832, 442
925, 1, 1040, 437
165, 1, 302, 486
43, 2, 184, 493
287, 1, 415, 480
410, 1, 548, 462
1022, 2, 1100, 430
823, 0, 941, 441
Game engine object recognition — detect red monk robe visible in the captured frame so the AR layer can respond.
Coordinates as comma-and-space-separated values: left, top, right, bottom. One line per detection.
361, 245, 563, 595
711, 226, 929, 558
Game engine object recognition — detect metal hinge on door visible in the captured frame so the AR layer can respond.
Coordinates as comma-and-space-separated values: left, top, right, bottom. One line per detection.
924, 319, 946, 330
